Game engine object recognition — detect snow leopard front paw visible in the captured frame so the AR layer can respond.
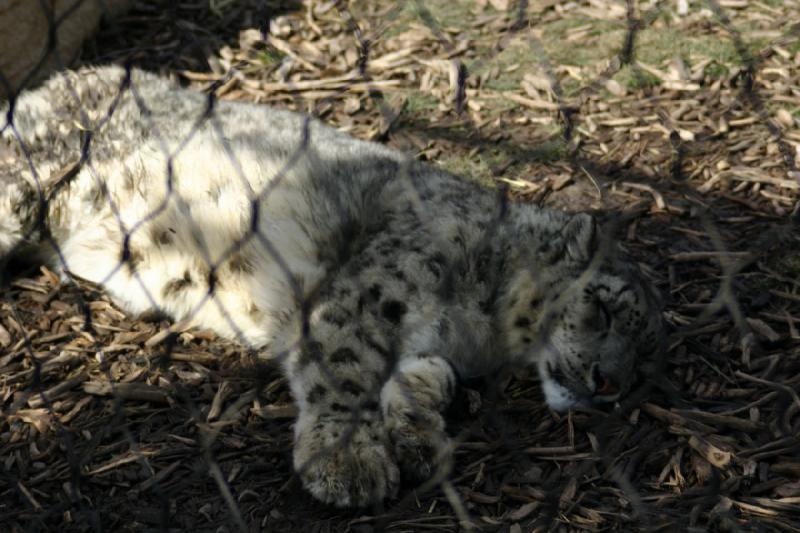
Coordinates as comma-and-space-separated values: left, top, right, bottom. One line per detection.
293, 417, 399, 508
386, 409, 452, 483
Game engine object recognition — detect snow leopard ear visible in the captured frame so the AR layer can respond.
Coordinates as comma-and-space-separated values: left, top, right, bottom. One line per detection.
562, 213, 597, 263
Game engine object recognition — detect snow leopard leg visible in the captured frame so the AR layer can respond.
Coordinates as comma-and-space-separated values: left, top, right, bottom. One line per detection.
381, 355, 457, 483
286, 291, 400, 508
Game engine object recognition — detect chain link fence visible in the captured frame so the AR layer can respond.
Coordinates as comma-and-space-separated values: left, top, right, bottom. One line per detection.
1, 0, 799, 531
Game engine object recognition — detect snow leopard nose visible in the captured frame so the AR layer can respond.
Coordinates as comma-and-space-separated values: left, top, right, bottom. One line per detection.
591, 364, 619, 397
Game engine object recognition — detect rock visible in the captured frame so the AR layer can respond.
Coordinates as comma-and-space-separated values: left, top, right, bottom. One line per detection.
0, 0, 131, 99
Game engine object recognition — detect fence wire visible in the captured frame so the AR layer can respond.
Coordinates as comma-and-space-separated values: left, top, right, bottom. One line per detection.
1, 0, 800, 531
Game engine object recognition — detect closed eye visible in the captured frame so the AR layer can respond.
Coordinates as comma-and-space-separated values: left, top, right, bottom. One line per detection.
585, 299, 612, 331
598, 300, 612, 329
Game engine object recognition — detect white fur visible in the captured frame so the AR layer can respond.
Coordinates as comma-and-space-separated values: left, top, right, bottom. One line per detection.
541, 379, 580, 412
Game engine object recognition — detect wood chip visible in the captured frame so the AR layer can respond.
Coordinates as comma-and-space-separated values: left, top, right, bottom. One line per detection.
83, 382, 171, 404
688, 435, 732, 468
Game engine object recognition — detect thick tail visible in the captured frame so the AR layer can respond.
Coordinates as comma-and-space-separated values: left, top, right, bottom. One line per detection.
0, 148, 41, 261
0, 66, 122, 267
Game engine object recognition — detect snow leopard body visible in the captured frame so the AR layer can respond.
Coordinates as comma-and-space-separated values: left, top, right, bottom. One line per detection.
0, 66, 663, 507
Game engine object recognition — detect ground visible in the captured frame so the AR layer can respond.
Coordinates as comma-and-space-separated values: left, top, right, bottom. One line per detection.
2, 0, 800, 531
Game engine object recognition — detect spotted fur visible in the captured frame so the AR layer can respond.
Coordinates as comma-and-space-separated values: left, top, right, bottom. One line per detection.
1, 66, 663, 507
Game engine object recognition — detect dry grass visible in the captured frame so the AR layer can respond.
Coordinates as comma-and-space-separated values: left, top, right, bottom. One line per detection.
2, 0, 800, 531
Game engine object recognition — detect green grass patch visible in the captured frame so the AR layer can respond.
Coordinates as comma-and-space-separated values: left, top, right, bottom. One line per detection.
540, 18, 627, 67
254, 49, 281, 66
522, 137, 569, 162
704, 61, 730, 79
614, 65, 661, 90
437, 150, 497, 187
636, 28, 733, 68
474, 17, 626, 94
477, 44, 540, 92
403, 92, 441, 115
381, 0, 484, 40
436, 135, 568, 187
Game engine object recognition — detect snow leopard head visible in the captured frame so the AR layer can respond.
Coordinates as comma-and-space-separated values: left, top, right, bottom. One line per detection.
503, 212, 664, 411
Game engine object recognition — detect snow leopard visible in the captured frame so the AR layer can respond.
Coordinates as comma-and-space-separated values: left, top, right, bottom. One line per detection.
0, 65, 664, 508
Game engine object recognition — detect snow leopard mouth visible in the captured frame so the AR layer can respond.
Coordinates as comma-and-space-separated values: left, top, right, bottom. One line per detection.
541, 359, 627, 411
